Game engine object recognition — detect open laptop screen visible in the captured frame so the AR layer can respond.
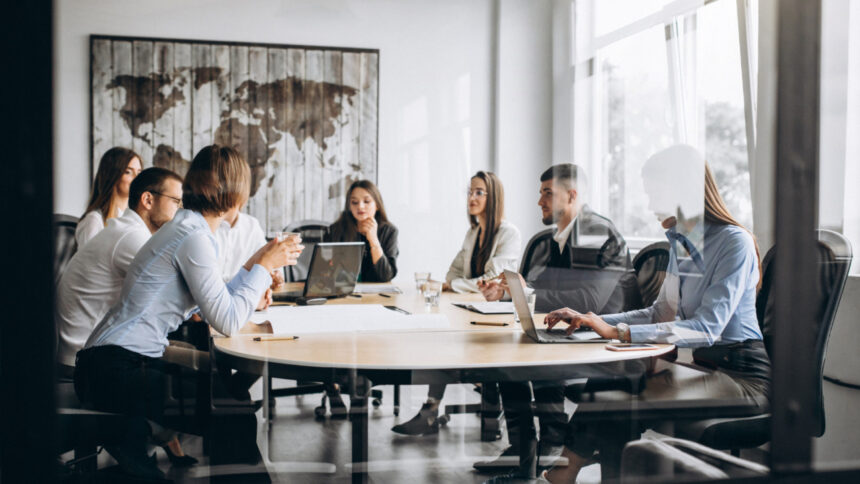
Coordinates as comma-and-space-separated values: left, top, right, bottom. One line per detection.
303, 242, 364, 299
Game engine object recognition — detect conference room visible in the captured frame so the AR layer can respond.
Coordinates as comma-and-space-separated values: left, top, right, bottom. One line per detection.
4, 0, 860, 483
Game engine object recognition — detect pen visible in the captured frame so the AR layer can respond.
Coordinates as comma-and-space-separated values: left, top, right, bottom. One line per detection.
471, 321, 509, 327
378, 293, 392, 298
348, 294, 362, 298
253, 335, 300, 342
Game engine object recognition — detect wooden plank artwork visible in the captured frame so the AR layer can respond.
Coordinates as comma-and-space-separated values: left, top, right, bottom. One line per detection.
90, 36, 379, 235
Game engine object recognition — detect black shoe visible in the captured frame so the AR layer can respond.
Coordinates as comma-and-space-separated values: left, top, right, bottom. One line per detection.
473, 445, 521, 473
391, 403, 439, 435
160, 444, 198, 468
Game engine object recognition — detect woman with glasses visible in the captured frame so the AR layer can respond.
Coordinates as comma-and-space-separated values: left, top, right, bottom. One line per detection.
392, 171, 521, 436
76, 147, 143, 248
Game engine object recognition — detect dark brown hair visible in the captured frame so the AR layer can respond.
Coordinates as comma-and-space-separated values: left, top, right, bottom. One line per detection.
182, 145, 250, 215
329, 180, 390, 241
84, 147, 140, 223
470, 171, 505, 275
129, 167, 184, 211
704, 163, 762, 289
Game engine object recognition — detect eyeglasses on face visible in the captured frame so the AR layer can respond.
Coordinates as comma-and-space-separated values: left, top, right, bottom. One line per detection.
467, 189, 488, 198
150, 191, 183, 208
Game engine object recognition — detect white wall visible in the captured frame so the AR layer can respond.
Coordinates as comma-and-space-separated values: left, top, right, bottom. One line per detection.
496, 0, 554, 243
55, 0, 559, 283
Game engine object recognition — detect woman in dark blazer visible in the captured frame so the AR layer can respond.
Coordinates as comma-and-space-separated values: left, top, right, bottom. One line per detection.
319, 179, 399, 417
326, 179, 399, 282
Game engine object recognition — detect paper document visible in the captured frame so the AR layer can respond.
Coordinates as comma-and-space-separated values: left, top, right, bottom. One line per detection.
250, 304, 448, 334
453, 301, 514, 314
353, 283, 402, 294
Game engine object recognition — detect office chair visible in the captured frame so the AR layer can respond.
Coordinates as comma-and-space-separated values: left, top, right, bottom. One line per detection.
674, 229, 852, 455
53, 214, 78, 286
632, 241, 670, 307
282, 219, 328, 282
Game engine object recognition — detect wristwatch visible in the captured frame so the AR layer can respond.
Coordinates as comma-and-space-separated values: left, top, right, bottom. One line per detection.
616, 323, 631, 343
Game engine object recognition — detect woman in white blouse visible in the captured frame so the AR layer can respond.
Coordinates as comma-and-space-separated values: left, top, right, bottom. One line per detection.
443, 171, 522, 293
76, 147, 142, 248
75, 145, 302, 479
393, 171, 521, 436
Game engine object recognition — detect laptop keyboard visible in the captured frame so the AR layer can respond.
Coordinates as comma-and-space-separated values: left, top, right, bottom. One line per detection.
538, 328, 574, 340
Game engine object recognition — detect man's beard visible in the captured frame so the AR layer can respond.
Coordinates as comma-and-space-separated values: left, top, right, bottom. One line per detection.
541, 208, 564, 226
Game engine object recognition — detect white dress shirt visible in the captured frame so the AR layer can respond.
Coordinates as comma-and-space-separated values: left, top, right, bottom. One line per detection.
75, 211, 105, 248
56, 209, 151, 366
445, 220, 522, 293
215, 213, 268, 281
85, 209, 271, 358
552, 217, 577, 253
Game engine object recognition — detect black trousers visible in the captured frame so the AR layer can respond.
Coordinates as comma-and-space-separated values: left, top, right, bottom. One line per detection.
74, 345, 171, 458
499, 381, 567, 447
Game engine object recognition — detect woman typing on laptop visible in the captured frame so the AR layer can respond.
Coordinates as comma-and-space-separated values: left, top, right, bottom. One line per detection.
74, 145, 303, 480
538, 145, 770, 483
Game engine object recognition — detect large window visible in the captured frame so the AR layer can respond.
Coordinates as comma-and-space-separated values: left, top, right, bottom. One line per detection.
573, 0, 756, 243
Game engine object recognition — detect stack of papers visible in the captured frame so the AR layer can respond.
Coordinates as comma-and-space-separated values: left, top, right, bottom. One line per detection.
352, 284, 402, 294
250, 304, 448, 335
452, 301, 514, 314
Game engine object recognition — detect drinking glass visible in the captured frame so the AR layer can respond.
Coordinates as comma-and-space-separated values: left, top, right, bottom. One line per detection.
423, 281, 443, 308
414, 272, 430, 291
276, 231, 300, 242
514, 292, 537, 323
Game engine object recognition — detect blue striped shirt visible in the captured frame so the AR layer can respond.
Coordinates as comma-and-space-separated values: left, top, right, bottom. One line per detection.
603, 223, 762, 347
85, 209, 272, 358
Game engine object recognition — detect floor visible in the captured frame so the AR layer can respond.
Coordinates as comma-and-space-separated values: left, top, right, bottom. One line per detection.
117, 383, 603, 483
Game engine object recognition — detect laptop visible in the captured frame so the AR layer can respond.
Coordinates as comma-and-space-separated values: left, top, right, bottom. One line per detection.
504, 270, 610, 344
274, 242, 364, 304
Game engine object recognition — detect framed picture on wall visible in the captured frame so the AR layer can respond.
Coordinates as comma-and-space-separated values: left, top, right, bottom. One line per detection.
90, 34, 379, 235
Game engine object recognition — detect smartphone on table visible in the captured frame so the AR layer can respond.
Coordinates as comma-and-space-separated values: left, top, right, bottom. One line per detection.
605, 343, 658, 351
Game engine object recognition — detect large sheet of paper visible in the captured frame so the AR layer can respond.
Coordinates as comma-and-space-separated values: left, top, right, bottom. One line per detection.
453, 301, 514, 314
249, 304, 448, 335
352, 283, 402, 294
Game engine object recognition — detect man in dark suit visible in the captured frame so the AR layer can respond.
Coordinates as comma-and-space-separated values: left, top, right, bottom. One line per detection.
475, 164, 631, 473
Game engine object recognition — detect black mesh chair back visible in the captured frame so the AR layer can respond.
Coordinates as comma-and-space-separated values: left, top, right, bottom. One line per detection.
680, 229, 852, 450
283, 219, 329, 282
53, 214, 79, 287
632, 241, 670, 307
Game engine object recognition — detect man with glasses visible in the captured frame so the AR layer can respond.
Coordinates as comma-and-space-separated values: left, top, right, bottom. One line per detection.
56, 167, 184, 377
475, 164, 631, 473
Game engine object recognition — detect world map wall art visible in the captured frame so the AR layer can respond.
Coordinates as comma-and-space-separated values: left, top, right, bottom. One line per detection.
90, 35, 379, 235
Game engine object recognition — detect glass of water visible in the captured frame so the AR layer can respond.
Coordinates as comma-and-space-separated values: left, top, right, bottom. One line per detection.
423, 280, 443, 308
414, 272, 430, 291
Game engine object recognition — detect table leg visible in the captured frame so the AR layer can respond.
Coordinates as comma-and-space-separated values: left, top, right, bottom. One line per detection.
350, 374, 371, 484
480, 382, 503, 442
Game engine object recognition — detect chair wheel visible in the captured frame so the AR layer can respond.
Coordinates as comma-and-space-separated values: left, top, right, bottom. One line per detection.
314, 405, 326, 419
394, 406, 400, 416
437, 414, 450, 426
372, 398, 381, 408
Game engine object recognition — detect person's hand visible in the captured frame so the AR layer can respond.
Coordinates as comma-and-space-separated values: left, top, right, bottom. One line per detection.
256, 288, 273, 311
572, 312, 618, 339
442, 282, 452, 292
478, 279, 506, 301
247, 236, 304, 273
270, 268, 285, 290
544, 307, 582, 331
544, 309, 619, 338
357, 217, 379, 245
